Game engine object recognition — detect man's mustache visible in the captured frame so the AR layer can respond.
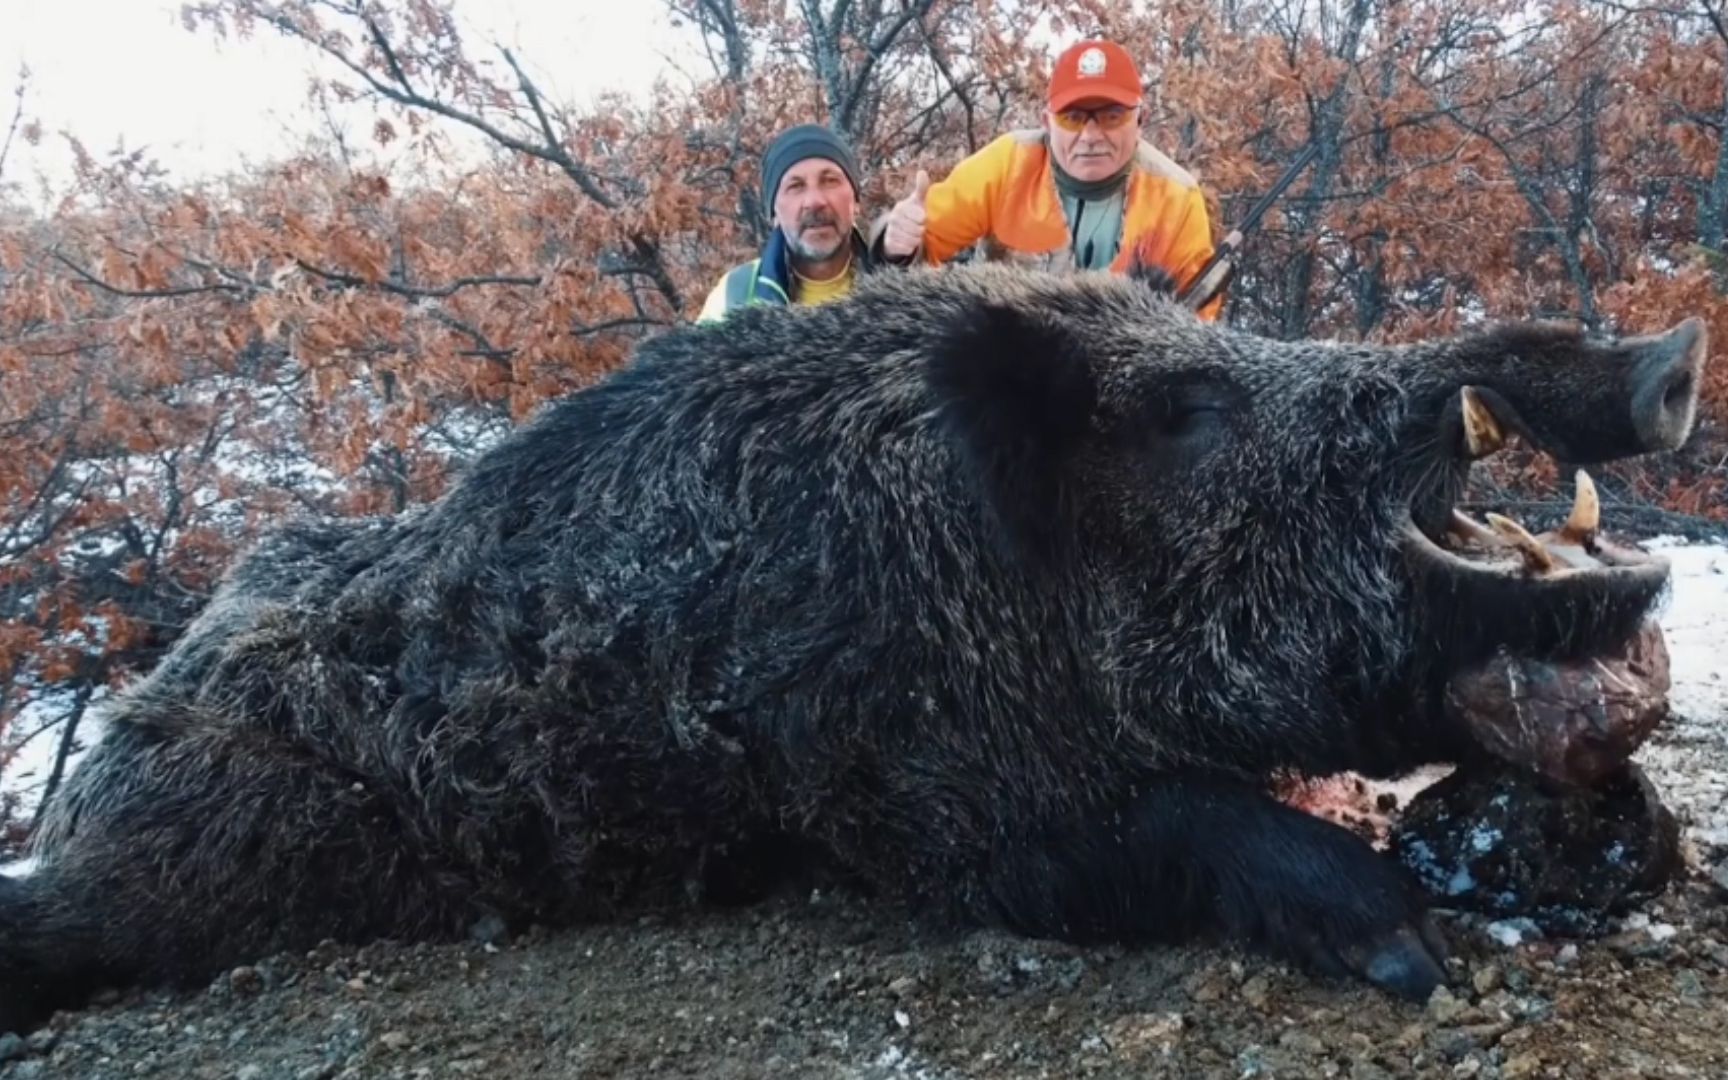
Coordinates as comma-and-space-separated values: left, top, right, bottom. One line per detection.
798, 210, 840, 231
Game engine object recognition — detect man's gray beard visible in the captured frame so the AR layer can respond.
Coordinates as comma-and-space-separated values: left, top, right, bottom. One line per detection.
788, 228, 845, 264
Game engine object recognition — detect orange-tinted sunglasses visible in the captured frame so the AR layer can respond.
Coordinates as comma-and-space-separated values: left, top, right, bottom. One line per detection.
1051, 104, 1138, 133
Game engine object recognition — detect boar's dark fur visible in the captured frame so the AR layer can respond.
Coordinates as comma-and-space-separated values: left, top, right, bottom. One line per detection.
1, 263, 1694, 1030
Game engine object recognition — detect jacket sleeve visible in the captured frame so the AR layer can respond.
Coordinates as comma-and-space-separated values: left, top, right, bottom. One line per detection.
1167, 187, 1224, 322
919, 135, 1017, 266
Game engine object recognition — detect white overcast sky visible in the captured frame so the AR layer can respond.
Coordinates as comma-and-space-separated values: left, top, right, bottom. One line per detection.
6, 0, 702, 197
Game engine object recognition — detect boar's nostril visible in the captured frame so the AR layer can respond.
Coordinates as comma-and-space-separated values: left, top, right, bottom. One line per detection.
1629, 317, 1707, 452
1664, 371, 1694, 413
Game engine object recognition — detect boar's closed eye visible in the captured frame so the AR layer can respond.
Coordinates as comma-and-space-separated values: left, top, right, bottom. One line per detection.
1137, 388, 1238, 456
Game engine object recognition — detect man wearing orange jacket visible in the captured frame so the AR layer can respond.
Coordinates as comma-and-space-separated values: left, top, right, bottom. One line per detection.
874, 38, 1224, 320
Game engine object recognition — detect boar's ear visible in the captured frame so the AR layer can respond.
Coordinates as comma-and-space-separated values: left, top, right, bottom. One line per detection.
925, 300, 1097, 557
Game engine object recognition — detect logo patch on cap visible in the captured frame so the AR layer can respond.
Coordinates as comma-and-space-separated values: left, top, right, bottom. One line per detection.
1077, 47, 1107, 77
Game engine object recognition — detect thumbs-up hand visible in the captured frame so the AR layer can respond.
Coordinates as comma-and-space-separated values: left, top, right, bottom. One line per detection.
881, 168, 931, 259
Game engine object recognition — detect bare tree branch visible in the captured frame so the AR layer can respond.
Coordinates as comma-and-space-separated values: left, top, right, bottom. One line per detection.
28, 671, 97, 828
1590, 0, 1728, 47
915, 7, 977, 153
364, 12, 419, 97
246, 5, 626, 212
0, 66, 27, 187
840, 0, 937, 136
53, 251, 246, 299
293, 258, 542, 298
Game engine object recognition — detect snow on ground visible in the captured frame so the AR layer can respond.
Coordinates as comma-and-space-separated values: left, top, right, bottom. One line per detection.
0, 685, 108, 824
1634, 537, 1728, 861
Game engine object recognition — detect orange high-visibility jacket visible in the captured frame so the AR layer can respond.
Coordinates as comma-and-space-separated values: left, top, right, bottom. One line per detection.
905, 130, 1223, 320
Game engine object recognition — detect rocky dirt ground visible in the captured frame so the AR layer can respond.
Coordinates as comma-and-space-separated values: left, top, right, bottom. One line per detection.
4, 538, 1727, 1080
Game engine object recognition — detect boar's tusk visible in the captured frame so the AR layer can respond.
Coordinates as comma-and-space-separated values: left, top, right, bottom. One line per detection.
1485, 513, 1560, 574
1560, 469, 1600, 545
1460, 387, 1505, 459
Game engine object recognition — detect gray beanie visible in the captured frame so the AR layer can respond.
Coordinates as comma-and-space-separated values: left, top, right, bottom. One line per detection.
760, 124, 861, 211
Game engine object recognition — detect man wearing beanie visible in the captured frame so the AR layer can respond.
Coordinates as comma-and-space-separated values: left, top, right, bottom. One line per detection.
873, 39, 1223, 320
699, 123, 881, 321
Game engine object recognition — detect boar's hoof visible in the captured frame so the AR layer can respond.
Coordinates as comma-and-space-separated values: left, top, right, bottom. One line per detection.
1344, 920, 1449, 1003
1386, 761, 1681, 935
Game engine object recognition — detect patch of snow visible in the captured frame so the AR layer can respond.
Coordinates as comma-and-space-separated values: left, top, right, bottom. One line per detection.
1447, 864, 1477, 896
1399, 837, 1443, 889
1636, 539, 1728, 861
0, 855, 37, 878
1485, 918, 1542, 947
0, 681, 109, 872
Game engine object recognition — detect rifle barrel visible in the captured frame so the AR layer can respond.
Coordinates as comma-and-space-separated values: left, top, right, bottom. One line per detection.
1176, 142, 1321, 308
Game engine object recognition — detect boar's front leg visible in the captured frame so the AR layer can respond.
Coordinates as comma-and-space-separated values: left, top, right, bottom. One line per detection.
976, 775, 1448, 1001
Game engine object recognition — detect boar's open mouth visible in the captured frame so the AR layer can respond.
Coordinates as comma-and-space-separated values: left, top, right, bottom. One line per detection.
1398, 383, 1676, 664
1404, 457, 1668, 586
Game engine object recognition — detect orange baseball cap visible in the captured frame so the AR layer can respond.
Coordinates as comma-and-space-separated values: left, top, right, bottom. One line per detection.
1047, 40, 1143, 112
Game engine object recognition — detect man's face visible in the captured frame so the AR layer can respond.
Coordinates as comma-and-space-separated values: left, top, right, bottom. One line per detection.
773, 158, 857, 263
1046, 101, 1140, 182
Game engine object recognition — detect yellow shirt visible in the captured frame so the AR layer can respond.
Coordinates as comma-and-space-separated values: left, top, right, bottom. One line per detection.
792, 258, 855, 307
694, 248, 857, 323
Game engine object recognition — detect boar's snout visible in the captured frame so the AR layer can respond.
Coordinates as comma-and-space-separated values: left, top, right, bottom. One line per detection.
1443, 315, 1712, 466
1629, 316, 1708, 453
1395, 315, 1711, 668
